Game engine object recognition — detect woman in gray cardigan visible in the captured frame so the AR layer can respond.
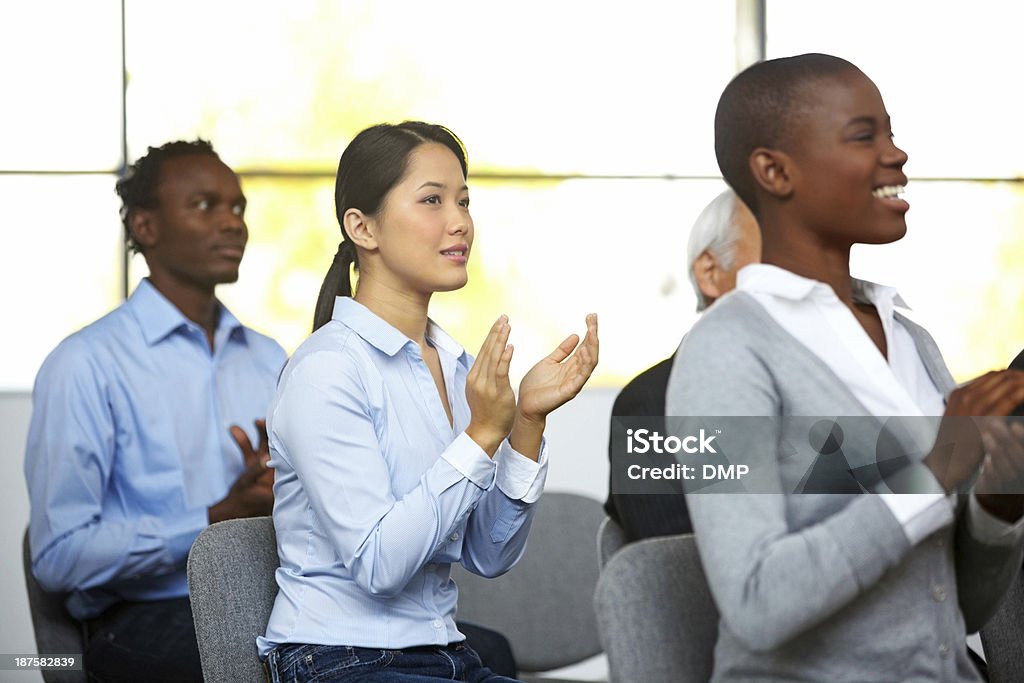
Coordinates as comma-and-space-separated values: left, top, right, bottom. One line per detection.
667, 53, 1024, 682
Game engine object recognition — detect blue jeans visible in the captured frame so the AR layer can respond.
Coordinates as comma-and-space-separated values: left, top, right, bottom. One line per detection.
266, 642, 523, 682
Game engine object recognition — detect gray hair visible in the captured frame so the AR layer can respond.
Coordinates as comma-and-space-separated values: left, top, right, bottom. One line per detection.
686, 189, 742, 312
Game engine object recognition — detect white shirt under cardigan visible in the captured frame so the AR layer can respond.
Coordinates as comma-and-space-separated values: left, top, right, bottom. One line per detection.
668, 273, 1024, 681
258, 297, 548, 657
736, 264, 1023, 547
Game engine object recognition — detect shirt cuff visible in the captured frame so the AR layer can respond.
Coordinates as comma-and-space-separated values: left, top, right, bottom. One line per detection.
494, 437, 548, 504
878, 493, 956, 545
880, 461, 946, 495
967, 493, 1024, 546
442, 431, 497, 490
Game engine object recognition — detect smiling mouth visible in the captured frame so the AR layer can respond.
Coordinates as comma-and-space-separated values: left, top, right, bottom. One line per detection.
441, 249, 467, 257
872, 185, 905, 199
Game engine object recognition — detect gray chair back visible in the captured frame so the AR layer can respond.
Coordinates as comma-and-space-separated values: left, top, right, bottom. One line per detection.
22, 528, 88, 683
597, 516, 626, 569
451, 492, 605, 675
593, 533, 717, 683
187, 516, 279, 683
981, 567, 1024, 683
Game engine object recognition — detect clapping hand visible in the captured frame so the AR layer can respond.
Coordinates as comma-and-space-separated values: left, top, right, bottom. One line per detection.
208, 419, 275, 523
464, 314, 599, 461
923, 369, 1024, 523
517, 313, 599, 421
510, 314, 599, 459
465, 315, 518, 457
975, 417, 1024, 522
925, 370, 1024, 495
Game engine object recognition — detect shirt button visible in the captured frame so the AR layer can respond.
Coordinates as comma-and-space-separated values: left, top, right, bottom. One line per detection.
450, 532, 459, 541
938, 643, 950, 658
932, 585, 947, 602
432, 619, 444, 629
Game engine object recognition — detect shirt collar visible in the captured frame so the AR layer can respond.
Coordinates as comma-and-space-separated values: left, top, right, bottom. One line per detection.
850, 278, 910, 310
737, 264, 910, 309
127, 278, 245, 346
331, 297, 467, 361
217, 304, 247, 346
425, 319, 467, 361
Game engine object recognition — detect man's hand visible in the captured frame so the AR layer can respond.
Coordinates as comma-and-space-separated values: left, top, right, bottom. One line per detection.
208, 419, 274, 524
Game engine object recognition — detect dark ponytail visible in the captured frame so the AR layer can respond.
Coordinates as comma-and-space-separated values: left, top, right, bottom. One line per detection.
312, 121, 468, 332
312, 240, 358, 332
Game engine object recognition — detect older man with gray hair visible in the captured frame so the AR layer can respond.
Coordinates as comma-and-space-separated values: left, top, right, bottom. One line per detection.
603, 188, 760, 542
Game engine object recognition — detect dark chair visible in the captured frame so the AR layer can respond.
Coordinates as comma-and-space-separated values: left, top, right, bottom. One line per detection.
22, 528, 88, 683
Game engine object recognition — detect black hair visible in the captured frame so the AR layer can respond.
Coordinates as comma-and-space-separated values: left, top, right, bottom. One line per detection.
116, 139, 219, 253
714, 53, 859, 213
312, 121, 468, 332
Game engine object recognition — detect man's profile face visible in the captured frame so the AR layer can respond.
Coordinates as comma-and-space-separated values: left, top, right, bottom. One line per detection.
142, 154, 248, 291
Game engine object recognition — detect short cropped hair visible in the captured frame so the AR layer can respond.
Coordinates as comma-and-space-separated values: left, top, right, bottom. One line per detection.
686, 189, 743, 312
116, 139, 219, 253
714, 53, 858, 213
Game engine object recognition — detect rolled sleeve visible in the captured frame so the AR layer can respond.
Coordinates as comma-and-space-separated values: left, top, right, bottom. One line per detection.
494, 438, 548, 504
441, 432, 497, 490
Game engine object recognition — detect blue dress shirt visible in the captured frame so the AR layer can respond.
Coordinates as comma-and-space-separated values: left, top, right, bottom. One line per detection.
258, 297, 548, 656
24, 279, 286, 619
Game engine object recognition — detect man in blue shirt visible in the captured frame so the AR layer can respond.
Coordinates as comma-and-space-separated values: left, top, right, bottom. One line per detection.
24, 139, 287, 682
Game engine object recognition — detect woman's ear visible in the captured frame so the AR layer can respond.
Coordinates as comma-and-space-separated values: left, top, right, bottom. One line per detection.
344, 209, 378, 251
749, 147, 794, 201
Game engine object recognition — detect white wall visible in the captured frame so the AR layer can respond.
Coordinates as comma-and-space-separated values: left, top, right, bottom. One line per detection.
1, 387, 619, 682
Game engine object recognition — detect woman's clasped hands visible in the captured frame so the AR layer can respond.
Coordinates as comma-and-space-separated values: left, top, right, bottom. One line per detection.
924, 369, 1024, 522
465, 313, 599, 460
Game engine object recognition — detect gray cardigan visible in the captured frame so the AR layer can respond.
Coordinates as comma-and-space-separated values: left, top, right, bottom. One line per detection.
667, 291, 1023, 683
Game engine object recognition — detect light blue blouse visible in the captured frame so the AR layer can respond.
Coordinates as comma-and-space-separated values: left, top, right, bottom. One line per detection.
258, 297, 547, 656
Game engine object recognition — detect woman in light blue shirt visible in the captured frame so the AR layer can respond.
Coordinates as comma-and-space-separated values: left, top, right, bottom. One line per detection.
259, 121, 599, 683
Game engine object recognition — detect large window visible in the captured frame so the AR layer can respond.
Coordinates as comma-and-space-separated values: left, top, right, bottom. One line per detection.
3, 1, 1022, 389
3, 0, 738, 389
